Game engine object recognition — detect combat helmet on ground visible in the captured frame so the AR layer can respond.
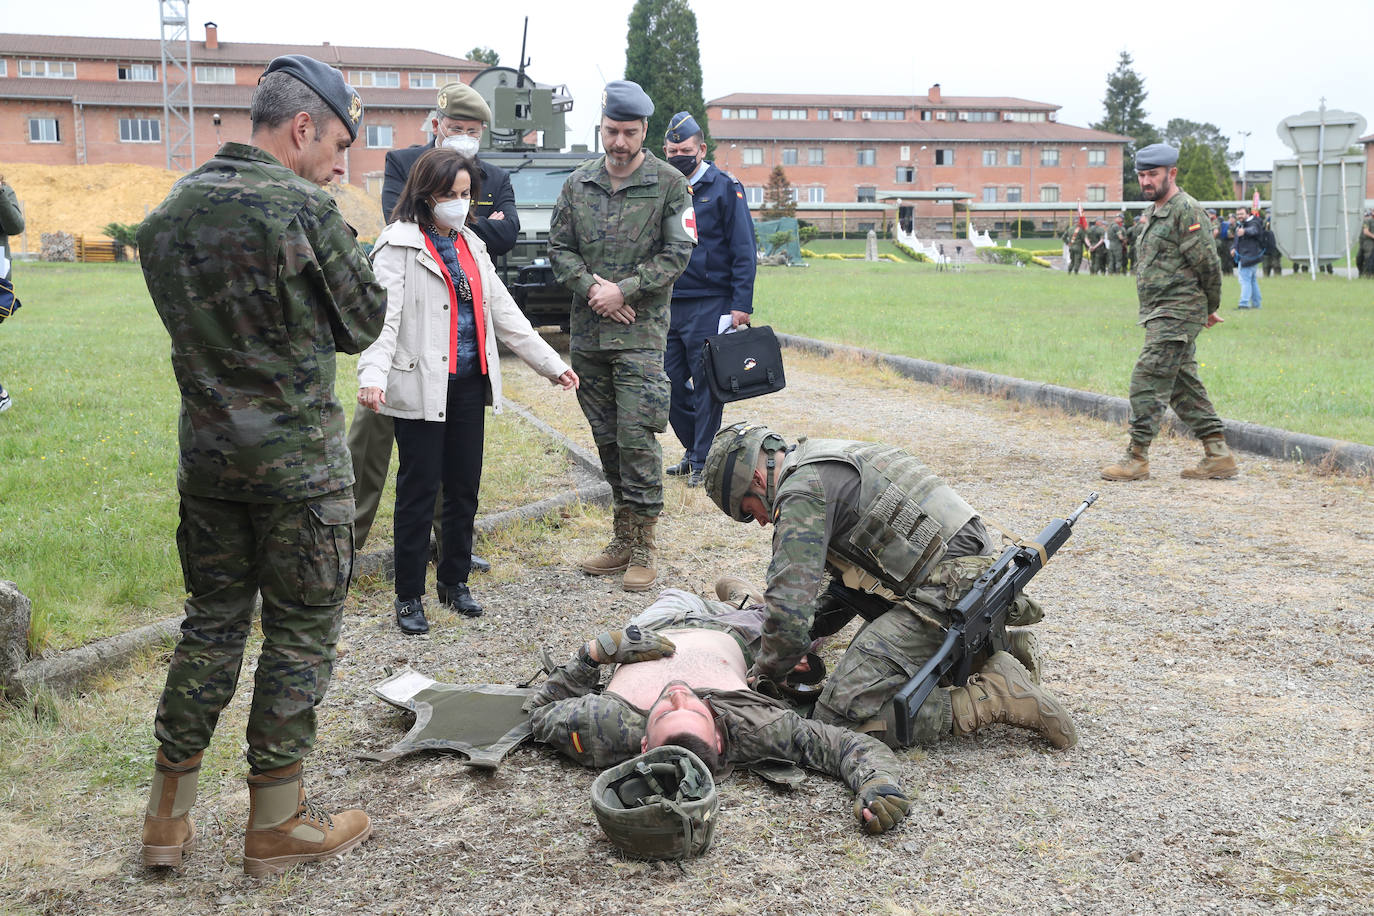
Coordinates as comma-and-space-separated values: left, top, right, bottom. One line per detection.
702, 422, 789, 522
590, 745, 718, 860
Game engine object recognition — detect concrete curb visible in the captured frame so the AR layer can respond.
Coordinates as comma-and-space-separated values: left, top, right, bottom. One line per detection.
7, 399, 610, 701
776, 333, 1374, 475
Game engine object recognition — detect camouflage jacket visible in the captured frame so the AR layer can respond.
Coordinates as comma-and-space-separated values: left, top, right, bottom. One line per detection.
1136, 189, 1221, 323
1086, 225, 1106, 249
527, 657, 902, 792
0, 182, 23, 281
549, 150, 695, 351
137, 142, 386, 501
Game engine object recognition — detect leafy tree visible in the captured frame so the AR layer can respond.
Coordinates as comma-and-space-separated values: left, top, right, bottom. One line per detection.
760, 166, 796, 219
1163, 118, 1236, 162
466, 47, 500, 67
1175, 137, 1230, 202
767, 229, 795, 256
624, 0, 711, 153
103, 221, 141, 258
1092, 51, 1160, 201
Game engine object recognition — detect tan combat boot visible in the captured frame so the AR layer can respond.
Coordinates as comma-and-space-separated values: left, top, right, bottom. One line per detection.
580, 506, 635, 575
1181, 434, 1239, 479
1005, 629, 1043, 684
950, 651, 1078, 749
622, 515, 658, 592
1100, 443, 1150, 481
141, 748, 203, 868
714, 574, 764, 608
243, 762, 371, 877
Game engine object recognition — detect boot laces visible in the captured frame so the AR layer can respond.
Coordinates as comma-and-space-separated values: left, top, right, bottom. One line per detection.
629, 541, 653, 567
299, 796, 335, 830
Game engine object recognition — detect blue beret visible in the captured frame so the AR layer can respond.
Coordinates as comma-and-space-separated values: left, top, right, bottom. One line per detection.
664, 111, 702, 143
601, 80, 654, 121
1134, 143, 1179, 171
261, 54, 364, 140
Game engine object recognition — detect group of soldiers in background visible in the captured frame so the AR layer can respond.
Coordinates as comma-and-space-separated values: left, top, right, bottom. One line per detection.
1061, 215, 1143, 275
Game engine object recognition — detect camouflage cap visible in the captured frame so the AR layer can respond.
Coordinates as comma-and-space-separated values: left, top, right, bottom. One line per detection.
703, 422, 787, 523
436, 81, 492, 124
590, 745, 718, 860
261, 54, 363, 139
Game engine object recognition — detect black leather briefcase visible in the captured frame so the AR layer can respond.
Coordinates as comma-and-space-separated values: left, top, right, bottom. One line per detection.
700, 325, 786, 403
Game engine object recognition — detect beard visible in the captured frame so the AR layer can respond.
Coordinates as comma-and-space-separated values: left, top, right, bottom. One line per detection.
1141, 174, 1172, 201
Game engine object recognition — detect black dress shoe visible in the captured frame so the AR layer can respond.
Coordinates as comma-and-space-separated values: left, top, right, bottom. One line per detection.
665, 457, 692, 476
395, 597, 429, 635
437, 581, 484, 618
470, 554, 491, 573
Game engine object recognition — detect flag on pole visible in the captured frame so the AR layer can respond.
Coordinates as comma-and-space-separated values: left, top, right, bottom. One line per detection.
1077, 201, 1088, 230
1253, 189, 1261, 214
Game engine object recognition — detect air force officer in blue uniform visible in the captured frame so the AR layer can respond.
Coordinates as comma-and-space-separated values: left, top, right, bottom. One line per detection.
661, 112, 757, 485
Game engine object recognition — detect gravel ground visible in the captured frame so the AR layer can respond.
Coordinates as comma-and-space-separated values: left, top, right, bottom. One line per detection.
13, 345, 1373, 915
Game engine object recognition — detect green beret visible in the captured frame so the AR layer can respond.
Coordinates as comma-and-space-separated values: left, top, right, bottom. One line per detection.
601, 80, 654, 121
261, 54, 363, 140
436, 82, 492, 124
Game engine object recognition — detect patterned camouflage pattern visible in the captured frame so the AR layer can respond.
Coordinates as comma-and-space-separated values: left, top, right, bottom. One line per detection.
137, 142, 386, 502
1127, 316, 1225, 447
1087, 224, 1108, 274
155, 490, 354, 770
1063, 225, 1086, 274
0, 182, 23, 283
1135, 188, 1221, 323
573, 347, 670, 516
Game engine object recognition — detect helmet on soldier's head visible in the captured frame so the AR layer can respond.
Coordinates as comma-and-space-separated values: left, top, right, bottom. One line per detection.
590, 745, 719, 860
703, 422, 788, 522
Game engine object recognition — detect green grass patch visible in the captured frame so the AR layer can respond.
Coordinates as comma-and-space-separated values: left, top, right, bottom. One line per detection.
805, 238, 907, 257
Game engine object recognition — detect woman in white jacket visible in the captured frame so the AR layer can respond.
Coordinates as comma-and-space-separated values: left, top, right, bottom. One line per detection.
357, 148, 577, 635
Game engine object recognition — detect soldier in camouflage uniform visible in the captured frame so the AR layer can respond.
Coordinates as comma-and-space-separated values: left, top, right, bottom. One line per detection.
1087, 219, 1108, 274
1065, 222, 1087, 274
135, 56, 386, 876
1101, 144, 1238, 482
700, 423, 1079, 753
549, 80, 696, 591
1109, 217, 1128, 274
525, 588, 913, 835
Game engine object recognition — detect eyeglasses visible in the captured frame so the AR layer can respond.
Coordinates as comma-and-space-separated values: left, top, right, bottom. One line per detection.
439, 122, 483, 139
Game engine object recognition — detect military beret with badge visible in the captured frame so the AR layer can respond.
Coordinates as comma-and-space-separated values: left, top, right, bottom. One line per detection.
664, 111, 702, 143
436, 81, 492, 124
261, 54, 364, 140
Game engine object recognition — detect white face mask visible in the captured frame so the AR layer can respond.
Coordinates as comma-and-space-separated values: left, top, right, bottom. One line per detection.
432, 198, 470, 228
441, 134, 481, 158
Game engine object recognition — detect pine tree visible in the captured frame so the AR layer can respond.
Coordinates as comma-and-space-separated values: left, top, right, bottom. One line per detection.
1176, 138, 1230, 202
1092, 52, 1160, 201
623, 0, 711, 153
466, 47, 500, 67
761, 166, 796, 219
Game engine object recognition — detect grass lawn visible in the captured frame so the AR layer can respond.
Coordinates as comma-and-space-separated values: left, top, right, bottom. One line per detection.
804, 238, 907, 257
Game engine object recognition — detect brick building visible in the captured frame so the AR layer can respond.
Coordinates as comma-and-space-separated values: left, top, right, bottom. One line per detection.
0, 24, 482, 193
706, 85, 1132, 235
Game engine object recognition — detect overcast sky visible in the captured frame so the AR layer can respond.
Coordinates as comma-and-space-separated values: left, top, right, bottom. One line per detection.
5, 0, 1368, 170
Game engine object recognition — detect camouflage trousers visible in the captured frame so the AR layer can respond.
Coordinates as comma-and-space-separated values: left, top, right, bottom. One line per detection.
155, 489, 354, 771
1068, 249, 1083, 274
572, 347, 670, 517
1128, 316, 1225, 448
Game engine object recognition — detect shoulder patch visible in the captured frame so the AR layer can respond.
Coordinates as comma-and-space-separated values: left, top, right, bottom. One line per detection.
681, 206, 698, 243
1187, 223, 1202, 232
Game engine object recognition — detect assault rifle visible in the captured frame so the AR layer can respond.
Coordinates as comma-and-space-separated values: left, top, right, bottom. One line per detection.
890, 492, 1098, 746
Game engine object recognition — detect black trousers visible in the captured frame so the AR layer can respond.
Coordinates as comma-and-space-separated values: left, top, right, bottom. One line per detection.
392, 374, 487, 600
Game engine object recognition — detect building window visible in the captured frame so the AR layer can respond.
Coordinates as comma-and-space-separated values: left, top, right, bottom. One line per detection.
895, 167, 914, 183
1007, 111, 1049, 123
0, 61, 6, 77
856, 187, 876, 203
1040, 185, 1060, 203
817, 109, 829, 120
934, 148, 954, 165
982, 187, 998, 203
863, 110, 905, 120
118, 64, 156, 81
19, 60, 76, 79
965, 111, 996, 122
899, 145, 910, 160
920, 110, 932, 121
720, 108, 757, 119
347, 71, 401, 88
787, 189, 799, 204
366, 125, 393, 148
856, 149, 876, 166
195, 65, 235, 84
410, 72, 462, 89
1040, 148, 1060, 167
119, 118, 161, 143
833, 109, 856, 120
1006, 186, 1022, 203
807, 187, 825, 203
741, 148, 763, 166
1006, 149, 1022, 166
771, 108, 806, 120
808, 147, 824, 166
365, 175, 384, 196
982, 149, 996, 166
1087, 149, 1106, 166
1086, 186, 1107, 202
745, 186, 763, 205
28, 118, 60, 143
781, 148, 798, 166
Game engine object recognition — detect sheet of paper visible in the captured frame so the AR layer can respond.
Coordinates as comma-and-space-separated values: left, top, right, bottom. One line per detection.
718, 315, 734, 334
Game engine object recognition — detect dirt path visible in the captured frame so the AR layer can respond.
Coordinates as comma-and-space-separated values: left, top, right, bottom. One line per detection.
15, 346, 1373, 914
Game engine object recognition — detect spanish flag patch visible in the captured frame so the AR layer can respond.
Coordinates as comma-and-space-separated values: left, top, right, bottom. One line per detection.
736, 190, 744, 199
571, 731, 584, 755
1187, 223, 1202, 232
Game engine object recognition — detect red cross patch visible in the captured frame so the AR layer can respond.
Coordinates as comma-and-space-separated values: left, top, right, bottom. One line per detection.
681, 206, 698, 243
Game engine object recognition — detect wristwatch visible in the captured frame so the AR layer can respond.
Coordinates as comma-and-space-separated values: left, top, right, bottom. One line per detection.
577, 644, 600, 669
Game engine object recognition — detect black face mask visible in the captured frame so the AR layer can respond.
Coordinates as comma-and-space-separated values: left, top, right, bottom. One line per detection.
667, 154, 700, 177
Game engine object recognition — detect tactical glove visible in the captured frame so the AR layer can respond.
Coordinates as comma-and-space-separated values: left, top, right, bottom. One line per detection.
594, 625, 676, 664
854, 779, 911, 834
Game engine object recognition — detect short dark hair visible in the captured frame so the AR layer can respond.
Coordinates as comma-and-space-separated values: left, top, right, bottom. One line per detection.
657, 731, 723, 778
390, 147, 482, 226
250, 71, 336, 137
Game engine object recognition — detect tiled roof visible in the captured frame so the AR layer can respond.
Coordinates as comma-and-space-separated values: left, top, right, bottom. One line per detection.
708, 92, 1058, 111
709, 119, 1132, 144
0, 32, 482, 69
0, 77, 438, 110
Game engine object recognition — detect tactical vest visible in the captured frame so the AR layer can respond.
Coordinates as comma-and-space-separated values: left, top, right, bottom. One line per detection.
778, 439, 977, 600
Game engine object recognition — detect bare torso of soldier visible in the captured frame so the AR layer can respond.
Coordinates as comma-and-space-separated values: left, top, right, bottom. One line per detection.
606, 629, 747, 709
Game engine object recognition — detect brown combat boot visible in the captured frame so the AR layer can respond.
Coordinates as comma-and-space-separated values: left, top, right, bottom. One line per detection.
243, 762, 371, 877
714, 574, 764, 608
1181, 435, 1239, 479
1100, 443, 1150, 481
580, 506, 635, 575
622, 515, 658, 592
1005, 629, 1043, 684
141, 748, 203, 868
950, 651, 1078, 749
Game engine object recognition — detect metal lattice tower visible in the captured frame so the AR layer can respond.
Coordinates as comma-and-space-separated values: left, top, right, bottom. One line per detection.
159, 0, 196, 171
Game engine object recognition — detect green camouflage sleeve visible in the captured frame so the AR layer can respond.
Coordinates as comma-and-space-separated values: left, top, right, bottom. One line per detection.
756, 475, 830, 679
1178, 202, 1222, 313
618, 174, 695, 304
283, 196, 386, 354
528, 688, 646, 769
548, 180, 596, 300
